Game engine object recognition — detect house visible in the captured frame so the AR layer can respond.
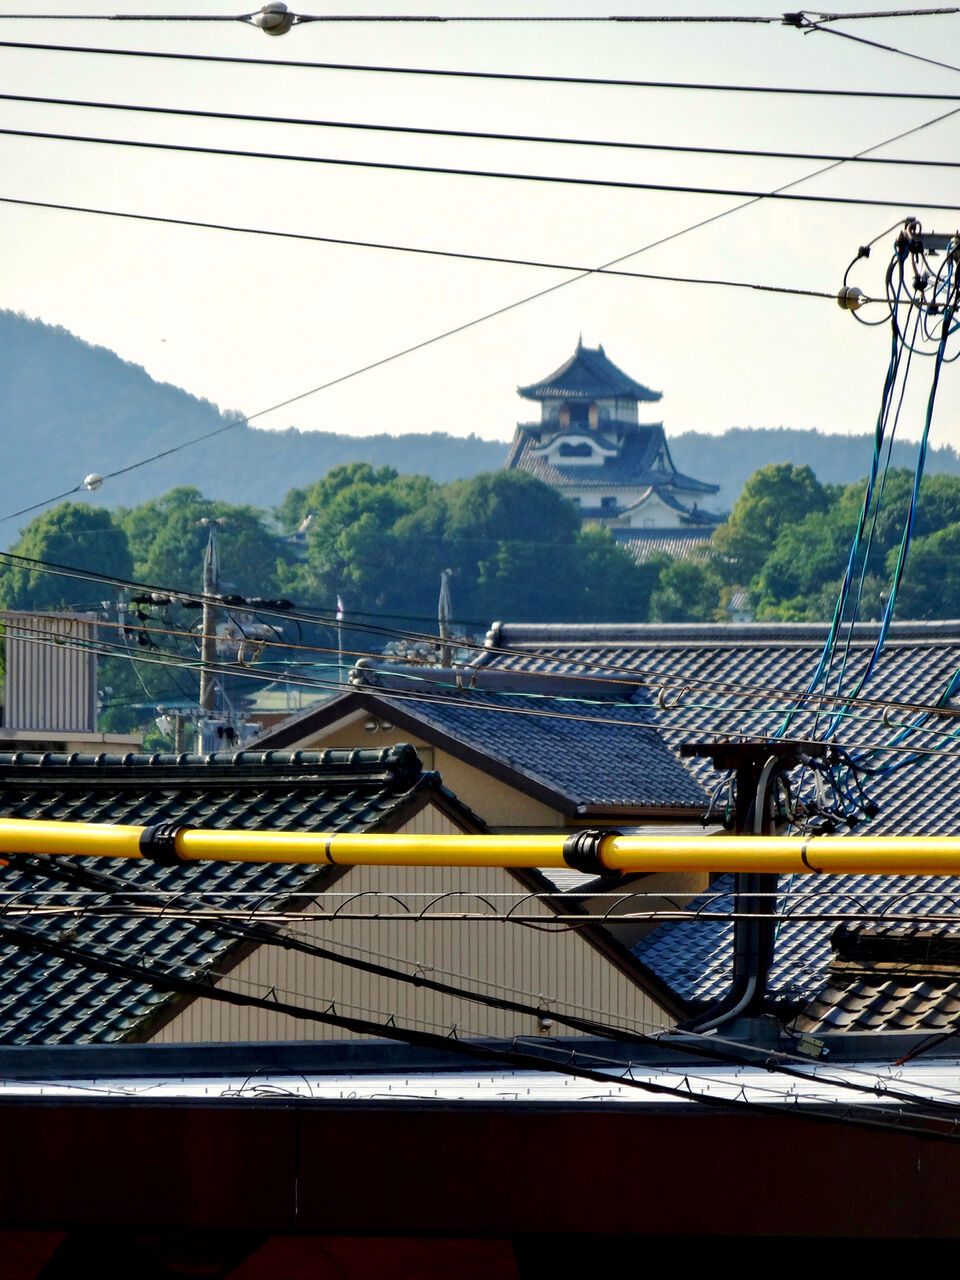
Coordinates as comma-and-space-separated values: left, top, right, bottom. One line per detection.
504, 339, 721, 560
248, 658, 709, 834
0, 745, 675, 1044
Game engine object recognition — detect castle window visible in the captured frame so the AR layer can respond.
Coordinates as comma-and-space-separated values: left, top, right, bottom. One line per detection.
559, 442, 593, 458
601, 496, 617, 510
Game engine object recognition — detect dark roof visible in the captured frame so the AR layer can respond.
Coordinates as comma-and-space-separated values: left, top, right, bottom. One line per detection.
793, 921, 960, 1035
632, 874, 960, 1030
517, 341, 662, 403
481, 619, 960, 835
0, 747, 481, 1044
505, 422, 719, 495
252, 665, 708, 814
479, 619, 960, 1026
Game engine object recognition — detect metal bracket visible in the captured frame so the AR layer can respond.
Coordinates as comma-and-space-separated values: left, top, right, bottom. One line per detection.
562, 829, 622, 878
138, 823, 191, 866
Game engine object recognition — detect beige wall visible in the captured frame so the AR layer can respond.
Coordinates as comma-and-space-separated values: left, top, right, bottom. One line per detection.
293, 708, 564, 830
151, 801, 672, 1044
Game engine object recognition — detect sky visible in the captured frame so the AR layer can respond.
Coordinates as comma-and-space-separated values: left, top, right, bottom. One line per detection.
1, 0, 960, 503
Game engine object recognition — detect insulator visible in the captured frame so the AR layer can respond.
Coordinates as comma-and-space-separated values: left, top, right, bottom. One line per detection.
837, 286, 866, 312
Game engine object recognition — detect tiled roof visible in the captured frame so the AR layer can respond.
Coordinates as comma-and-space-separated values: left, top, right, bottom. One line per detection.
610, 530, 714, 564
481, 620, 960, 835
479, 619, 960, 1024
517, 342, 662, 402
793, 921, 960, 1034
632, 872, 960, 1023
253, 666, 708, 813
505, 423, 719, 495
0, 747, 477, 1045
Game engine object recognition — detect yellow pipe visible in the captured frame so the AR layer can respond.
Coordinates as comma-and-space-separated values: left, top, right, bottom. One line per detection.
4, 817, 960, 875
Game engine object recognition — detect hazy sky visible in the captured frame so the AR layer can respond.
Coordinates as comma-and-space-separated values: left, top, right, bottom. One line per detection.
2, 0, 960, 498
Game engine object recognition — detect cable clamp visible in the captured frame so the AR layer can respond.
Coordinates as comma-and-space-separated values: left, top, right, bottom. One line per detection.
139, 823, 192, 866
562, 829, 622, 878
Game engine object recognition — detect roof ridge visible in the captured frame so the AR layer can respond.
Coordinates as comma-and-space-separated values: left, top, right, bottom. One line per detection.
0, 744, 423, 788
489, 619, 960, 647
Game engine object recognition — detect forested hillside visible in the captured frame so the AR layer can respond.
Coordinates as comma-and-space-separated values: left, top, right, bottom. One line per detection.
0, 311, 507, 529
5, 308, 960, 542
670, 428, 960, 514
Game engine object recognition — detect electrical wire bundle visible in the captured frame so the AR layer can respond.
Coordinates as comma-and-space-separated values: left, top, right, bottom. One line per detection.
761, 220, 960, 822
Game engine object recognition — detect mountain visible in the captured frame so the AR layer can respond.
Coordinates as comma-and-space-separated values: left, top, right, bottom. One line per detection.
670, 427, 960, 515
0, 311, 509, 536
3, 309, 959, 542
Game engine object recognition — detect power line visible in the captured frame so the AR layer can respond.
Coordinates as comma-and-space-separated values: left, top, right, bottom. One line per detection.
6, 121, 960, 211
1, 100, 955, 521
13, 614, 960, 766
5, 37, 960, 102
807, 13, 960, 75
0, 194, 841, 305
14, 855, 960, 1119
7, 89, 960, 172
1, 913, 958, 1138
3, 8, 955, 23
9, 546, 960, 733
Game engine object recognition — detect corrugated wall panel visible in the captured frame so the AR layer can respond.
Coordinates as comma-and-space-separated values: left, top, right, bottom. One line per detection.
152, 803, 671, 1044
2, 613, 97, 732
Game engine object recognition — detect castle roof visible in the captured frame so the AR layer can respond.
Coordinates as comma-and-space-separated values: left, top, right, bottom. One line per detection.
505, 422, 719, 495
517, 341, 662, 403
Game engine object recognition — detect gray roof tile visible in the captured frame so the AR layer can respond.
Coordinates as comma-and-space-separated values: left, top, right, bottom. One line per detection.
482, 620, 960, 836
481, 620, 960, 1025
0, 746, 477, 1044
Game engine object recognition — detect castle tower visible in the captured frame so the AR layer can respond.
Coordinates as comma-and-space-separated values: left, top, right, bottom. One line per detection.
504, 340, 720, 560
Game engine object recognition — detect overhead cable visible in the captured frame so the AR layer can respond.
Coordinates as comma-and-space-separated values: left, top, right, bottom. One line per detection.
806, 13, 960, 75
0, 194, 840, 307
6, 89, 959, 171
15, 621, 960, 764
14, 856, 960, 1119
4, 37, 960, 102
6, 122, 960, 211
3, 8, 955, 24
1, 96, 955, 522
1, 914, 958, 1138
9, 547, 960, 734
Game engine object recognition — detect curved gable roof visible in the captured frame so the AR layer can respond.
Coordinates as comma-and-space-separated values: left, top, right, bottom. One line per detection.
518, 341, 662, 403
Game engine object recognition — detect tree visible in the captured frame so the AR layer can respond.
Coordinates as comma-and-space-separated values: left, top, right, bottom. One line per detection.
0, 502, 133, 611
573, 528, 659, 622
712, 463, 829, 581
891, 521, 960, 619
120, 487, 288, 597
649, 558, 722, 622
278, 467, 657, 628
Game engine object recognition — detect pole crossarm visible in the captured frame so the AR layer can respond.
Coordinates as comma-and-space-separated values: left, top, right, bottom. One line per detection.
2, 818, 960, 876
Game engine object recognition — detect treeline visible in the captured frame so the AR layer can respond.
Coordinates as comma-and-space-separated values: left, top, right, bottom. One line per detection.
669, 428, 960, 514
0, 466, 661, 623
8, 309, 960, 525
5, 459, 958, 738
660, 463, 960, 623
0, 467, 663, 732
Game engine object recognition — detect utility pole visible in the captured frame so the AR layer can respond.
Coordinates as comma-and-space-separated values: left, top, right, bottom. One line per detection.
679, 739, 828, 1038
438, 568, 454, 667
197, 523, 221, 747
